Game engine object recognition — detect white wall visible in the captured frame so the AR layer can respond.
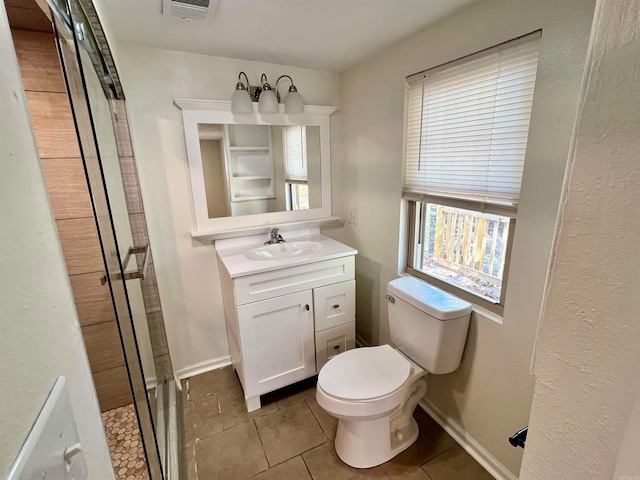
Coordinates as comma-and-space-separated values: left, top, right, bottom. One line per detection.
521, 0, 640, 477
0, 6, 114, 478
335, 0, 595, 476
113, 45, 341, 374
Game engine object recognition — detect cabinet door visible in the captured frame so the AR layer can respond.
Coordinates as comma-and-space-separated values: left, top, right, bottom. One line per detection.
313, 280, 355, 331
237, 290, 315, 398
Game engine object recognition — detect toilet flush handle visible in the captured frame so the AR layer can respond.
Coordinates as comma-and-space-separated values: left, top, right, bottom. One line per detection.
384, 295, 395, 304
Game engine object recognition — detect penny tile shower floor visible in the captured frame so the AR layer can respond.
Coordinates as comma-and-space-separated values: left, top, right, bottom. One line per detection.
102, 404, 149, 480
182, 366, 495, 480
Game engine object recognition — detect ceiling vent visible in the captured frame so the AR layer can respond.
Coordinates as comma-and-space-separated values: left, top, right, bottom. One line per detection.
163, 0, 218, 21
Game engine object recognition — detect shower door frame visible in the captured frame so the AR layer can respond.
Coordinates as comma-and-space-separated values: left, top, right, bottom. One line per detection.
48, 1, 165, 478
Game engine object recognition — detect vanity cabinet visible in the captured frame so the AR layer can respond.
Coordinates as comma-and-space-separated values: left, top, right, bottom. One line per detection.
218, 255, 356, 412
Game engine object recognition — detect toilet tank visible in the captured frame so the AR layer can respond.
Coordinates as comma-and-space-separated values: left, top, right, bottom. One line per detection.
387, 277, 472, 374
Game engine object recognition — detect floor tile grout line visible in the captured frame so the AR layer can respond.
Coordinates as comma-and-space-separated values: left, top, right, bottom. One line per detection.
419, 443, 456, 469
300, 452, 315, 480
304, 398, 331, 442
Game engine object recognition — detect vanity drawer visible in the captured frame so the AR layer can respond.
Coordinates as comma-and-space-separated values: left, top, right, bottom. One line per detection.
313, 280, 355, 332
234, 256, 355, 305
315, 322, 355, 371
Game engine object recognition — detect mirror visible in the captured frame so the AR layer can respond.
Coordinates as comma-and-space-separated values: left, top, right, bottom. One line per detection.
198, 124, 322, 219
175, 100, 336, 237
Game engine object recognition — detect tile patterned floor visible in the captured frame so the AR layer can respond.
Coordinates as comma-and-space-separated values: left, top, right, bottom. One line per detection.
102, 404, 149, 480
182, 366, 494, 480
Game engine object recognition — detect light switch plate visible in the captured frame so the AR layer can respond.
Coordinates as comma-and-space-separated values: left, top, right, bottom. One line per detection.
7, 377, 88, 480
347, 206, 358, 225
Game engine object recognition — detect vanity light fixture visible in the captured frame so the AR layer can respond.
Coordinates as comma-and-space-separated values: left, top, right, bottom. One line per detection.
276, 75, 305, 114
258, 73, 279, 114
231, 71, 254, 114
231, 72, 305, 115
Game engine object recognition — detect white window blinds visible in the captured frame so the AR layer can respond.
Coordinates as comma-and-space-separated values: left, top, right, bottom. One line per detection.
403, 32, 541, 215
284, 125, 308, 183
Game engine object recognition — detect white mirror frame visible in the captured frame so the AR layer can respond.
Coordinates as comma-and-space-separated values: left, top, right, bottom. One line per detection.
175, 100, 337, 238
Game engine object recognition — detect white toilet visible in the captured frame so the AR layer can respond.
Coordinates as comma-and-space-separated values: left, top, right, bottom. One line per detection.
316, 276, 472, 468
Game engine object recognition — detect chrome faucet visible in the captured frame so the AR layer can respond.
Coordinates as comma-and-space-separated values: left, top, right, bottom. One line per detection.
265, 227, 285, 245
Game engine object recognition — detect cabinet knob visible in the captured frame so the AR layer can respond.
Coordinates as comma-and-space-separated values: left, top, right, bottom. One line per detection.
305, 304, 310, 311
333, 345, 341, 350
332, 304, 340, 309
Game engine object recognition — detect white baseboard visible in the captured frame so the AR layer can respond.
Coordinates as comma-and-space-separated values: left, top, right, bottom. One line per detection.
418, 399, 518, 480
176, 355, 232, 380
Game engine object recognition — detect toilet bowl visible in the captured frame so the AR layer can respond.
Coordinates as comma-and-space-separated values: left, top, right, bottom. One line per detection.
316, 277, 472, 468
316, 345, 428, 468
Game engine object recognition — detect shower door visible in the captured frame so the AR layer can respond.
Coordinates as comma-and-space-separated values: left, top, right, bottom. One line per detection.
49, 1, 165, 478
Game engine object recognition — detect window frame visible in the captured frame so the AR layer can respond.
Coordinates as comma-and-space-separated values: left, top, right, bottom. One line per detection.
405, 200, 515, 315
400, 33, 541, 314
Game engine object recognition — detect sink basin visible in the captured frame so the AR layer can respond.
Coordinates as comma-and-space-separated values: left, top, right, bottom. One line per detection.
244, 241, 323, 261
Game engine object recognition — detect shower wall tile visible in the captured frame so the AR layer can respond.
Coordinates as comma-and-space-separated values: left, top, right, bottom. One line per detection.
11, 30, 66, 93
69, 271, 116, 327
56, 217, 105, 275
141, 263, 163, 314
94, 365, 134, 411
40, 157, 93, 220
112, 100, 134, 157
148, 311, 169, 357
121, 157, 144, 214
154, 354, 173, 380
25, 91, 81, 158
130, 213, 149, 245
82, 320, 126, 373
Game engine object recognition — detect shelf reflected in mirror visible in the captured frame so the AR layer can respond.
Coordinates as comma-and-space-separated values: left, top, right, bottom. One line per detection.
199, 123, 321, 219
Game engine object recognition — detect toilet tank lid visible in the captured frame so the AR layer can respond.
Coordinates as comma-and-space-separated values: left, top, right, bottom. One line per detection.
388, 277, 472, 320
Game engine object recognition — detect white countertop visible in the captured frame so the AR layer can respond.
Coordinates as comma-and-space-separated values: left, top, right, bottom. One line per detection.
216, 232, 357, 278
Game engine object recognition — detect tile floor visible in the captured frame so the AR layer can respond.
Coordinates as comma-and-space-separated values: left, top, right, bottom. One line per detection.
181, 366, 494, 480
102, 404, 149, 480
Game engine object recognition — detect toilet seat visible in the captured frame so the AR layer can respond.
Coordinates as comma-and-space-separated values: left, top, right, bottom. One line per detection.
316, 345, 415, 419
318, 345, 411, 401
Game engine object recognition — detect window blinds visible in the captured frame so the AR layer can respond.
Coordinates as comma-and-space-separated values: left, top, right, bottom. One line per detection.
284, 125, 308, 183
403, 32, 541, 215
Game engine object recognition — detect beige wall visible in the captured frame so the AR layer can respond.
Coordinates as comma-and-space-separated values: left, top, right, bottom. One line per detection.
0, 5, 114, 477
335, 0, 596, 476
113, 45, 341, 374
521, 0, 640, 477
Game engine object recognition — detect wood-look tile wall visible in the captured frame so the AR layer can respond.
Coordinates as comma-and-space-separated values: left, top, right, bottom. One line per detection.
12, 28, 131, 412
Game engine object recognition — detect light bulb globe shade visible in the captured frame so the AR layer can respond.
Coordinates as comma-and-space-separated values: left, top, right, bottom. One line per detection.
231, 89, 253, 114
258, 89, 279, 114
284, 90, 304, 115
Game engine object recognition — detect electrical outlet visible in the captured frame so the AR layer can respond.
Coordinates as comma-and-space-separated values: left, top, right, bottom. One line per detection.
347, 206, 358, 225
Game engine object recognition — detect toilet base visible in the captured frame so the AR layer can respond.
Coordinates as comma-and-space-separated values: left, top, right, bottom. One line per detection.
332, 374, 428, 468
334, 414, 419, 468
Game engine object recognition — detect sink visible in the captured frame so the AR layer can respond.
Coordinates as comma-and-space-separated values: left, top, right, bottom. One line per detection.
244, 241, 323, 261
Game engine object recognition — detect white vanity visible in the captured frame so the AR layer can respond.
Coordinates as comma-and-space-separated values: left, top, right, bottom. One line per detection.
175, 99, 355, 411
216, 229, 357, 412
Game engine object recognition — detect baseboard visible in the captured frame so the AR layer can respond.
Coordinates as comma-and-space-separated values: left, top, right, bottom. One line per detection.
176, 355, 232, 380
418, 399, 518, 480
167, 380, 179, 480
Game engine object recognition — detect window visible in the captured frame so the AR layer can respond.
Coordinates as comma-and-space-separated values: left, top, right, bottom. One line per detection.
403, 32, 541, 312
283, 125, 309, 210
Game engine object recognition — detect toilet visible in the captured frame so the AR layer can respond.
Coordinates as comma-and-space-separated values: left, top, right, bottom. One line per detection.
316, 276, 472, 468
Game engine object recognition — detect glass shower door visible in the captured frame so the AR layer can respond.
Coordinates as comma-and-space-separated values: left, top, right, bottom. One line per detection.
50, 2, 164, 478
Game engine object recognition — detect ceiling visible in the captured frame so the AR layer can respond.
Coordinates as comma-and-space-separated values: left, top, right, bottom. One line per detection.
93, 0, 476, 72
